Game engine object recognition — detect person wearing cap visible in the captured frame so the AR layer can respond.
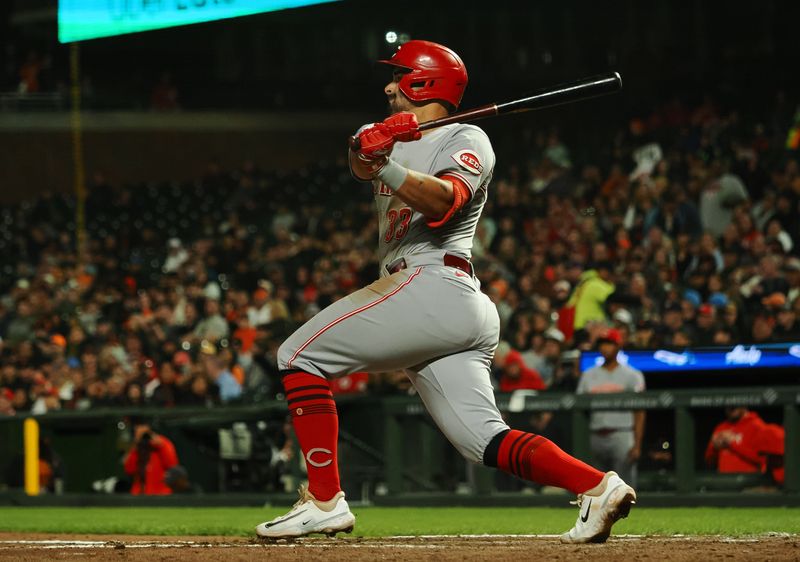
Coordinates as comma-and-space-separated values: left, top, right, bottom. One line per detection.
694, 304, 717, 346
611, 308, 635, 347
163, 238, 189, 274
247, 282, 290, 329
576, 328, 646, 486
493, 341, 545, 392
521, 328, 565, 389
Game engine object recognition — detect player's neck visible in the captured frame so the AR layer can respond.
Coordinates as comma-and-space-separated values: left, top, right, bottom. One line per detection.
411, 105, 450, 132
603, 359, 618, 370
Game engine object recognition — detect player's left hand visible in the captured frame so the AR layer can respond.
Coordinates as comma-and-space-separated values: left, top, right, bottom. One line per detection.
381, 112, 421, 142
356, 124, 395, 158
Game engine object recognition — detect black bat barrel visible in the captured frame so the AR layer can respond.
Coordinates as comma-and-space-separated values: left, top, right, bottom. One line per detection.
496, 72, 622, 115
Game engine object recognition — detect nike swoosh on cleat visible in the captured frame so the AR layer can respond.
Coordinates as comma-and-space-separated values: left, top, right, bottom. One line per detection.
580, 498, 592, 523
302, 520, 312, 526
265, 510, 307, 528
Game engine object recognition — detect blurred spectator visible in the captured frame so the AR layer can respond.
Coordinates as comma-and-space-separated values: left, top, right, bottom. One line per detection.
494, 341, 545, 392
164, 465, 199, 494
705, 407, 785, 485
4, 436, 64, 493
163, 238, 189, 273
18, 51, 43, 93
179, 373, 214, 407
694, 304, 717, 346
644, 188, 702, 239
148, 362, 179, 407
150, 72, 180, 111
192, 299, 229, 342
568, 261, 616, 332
700, 173, 749, 237
520, 328, 564, 388
123, 420, 179, 495
203, 353, 242, 403
247, 282, 289, 328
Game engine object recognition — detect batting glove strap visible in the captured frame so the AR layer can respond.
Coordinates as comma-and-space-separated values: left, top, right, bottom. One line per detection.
374, 157, 408, 192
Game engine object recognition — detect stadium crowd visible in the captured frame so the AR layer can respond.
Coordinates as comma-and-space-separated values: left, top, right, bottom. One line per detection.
1, 96, 800, 415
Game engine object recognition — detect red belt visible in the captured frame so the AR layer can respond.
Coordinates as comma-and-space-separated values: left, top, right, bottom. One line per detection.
386, 254, 473, 276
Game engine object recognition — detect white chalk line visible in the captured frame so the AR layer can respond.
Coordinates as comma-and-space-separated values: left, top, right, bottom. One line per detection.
0, 534, 792, 550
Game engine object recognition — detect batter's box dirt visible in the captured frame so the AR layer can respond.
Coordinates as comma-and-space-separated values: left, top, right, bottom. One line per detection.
0, 533, 797, 561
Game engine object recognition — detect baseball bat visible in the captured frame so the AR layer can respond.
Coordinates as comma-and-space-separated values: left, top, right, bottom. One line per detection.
350, 71, 622, 151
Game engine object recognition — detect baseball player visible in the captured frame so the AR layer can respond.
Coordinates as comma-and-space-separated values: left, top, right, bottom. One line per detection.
576, 328, 646, 486
256, 40, 635, 544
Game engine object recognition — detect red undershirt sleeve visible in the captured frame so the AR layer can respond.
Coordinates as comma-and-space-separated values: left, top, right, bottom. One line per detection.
427, 173, 472, 228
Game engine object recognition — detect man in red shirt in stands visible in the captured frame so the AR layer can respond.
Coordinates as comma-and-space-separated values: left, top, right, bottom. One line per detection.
705, 407, 785, 484
123, 419, 179, 495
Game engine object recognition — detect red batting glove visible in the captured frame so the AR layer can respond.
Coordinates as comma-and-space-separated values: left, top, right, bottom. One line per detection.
381, 112, 421, 142
356, 124, 395, 158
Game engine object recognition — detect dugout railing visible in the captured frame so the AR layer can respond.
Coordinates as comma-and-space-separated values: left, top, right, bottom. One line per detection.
379, 386, 800, 497
0, 386, 797, 502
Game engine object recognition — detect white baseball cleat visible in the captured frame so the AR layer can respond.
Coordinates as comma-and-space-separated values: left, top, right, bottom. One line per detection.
255, 485, 355, 539
560, 471, 636, 544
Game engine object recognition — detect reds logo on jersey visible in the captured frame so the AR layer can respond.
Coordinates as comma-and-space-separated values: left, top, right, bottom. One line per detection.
373, 182, 393, 197
451, 149, 483, 175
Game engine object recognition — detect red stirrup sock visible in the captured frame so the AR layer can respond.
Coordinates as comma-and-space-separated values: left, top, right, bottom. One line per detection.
282, 371, 341, 502
484, 429, 604, 495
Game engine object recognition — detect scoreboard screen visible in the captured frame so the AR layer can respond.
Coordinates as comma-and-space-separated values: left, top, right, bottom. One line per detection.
59, 0, 339, 43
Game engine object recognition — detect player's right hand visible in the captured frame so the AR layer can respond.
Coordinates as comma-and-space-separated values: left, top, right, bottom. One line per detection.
381, 112, 421, 142
356, 124, 395, 158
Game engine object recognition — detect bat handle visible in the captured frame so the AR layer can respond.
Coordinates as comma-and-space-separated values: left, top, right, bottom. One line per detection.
349, 104, 498, 152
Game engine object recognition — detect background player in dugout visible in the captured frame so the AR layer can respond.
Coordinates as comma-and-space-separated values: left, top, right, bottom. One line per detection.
256, 40, 635, 544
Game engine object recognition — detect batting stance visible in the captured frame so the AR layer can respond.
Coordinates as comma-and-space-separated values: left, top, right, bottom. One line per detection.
256, 40, 635, 543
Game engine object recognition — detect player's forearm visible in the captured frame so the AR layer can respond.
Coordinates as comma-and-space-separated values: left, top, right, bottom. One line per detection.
394, 169, 454, 220
348, 150, 374, 181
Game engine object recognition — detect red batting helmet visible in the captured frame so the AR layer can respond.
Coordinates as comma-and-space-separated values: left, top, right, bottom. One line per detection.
379, 40, 468, 108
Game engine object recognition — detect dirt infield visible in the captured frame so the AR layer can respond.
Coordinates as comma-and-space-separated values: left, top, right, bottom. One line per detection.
0, 533, 797, 561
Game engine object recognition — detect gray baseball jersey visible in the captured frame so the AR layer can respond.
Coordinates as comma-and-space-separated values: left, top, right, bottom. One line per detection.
576, 363, 646, 430
372, 123, 494, 274
277, 121, 508, 463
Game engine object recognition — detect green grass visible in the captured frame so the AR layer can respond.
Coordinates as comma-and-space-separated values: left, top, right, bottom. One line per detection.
0, 507, 798, 537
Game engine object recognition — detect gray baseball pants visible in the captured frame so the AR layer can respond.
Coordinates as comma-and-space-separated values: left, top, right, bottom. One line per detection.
277, 261, 509, 464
